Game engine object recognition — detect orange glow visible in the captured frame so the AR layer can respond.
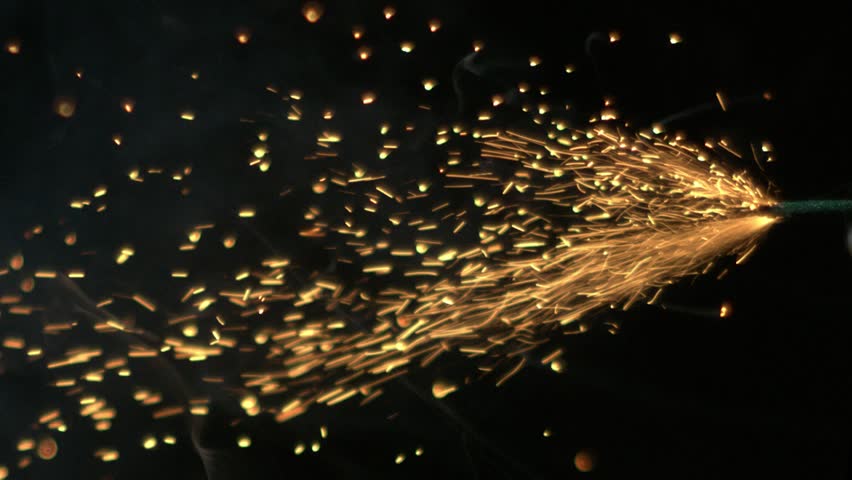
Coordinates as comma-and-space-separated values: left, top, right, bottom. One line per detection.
302, 2, 324, 23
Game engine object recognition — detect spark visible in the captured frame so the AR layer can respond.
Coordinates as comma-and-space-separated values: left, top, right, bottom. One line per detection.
142, 435, 157, 450
432, 380, 458, 399
302, 2, 324, 23
95, 448, 119, 462
54, 97, 77, 118
716, 91, 728, 112
574, 449, 596, 472
36, 437, 60, 461
9, 253, 23, 270
235, 28, 251, 44
5, 39, 21, 55
17, 438, 35, 451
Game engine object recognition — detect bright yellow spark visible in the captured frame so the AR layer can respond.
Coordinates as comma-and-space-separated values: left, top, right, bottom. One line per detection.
235, 28, 251, 44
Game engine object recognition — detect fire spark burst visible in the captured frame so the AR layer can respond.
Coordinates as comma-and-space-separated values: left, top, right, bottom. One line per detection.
1, 123, 778, 436
0, 4, 784, 473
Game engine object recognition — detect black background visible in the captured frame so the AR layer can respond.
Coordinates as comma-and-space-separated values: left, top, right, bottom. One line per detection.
1, 1, 850, 478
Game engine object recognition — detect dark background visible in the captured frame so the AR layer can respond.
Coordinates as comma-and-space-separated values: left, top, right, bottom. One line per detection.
1, 1, 850, 478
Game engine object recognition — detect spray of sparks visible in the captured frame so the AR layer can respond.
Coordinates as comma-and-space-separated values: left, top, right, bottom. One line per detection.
0, 3, 783, 474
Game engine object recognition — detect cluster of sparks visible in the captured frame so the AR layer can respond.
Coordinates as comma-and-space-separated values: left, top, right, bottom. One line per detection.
1, 2, 782, 476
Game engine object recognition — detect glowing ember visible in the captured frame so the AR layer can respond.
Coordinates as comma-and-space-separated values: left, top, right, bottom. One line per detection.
54, 97, 77, 118
302, 2, 324, 23
5, 39, 21, 55
36, 437, 59, 460
235, 28, 251, 44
